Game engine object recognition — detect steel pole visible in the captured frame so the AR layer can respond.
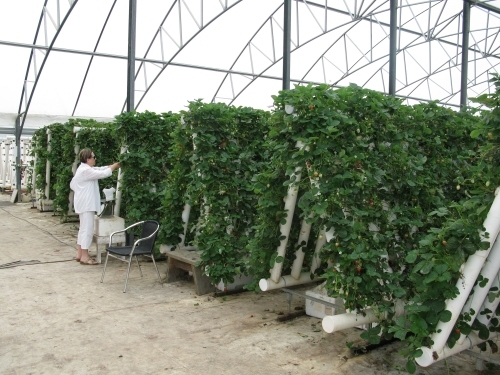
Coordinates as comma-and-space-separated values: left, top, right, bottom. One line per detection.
127, 0, 137, 112
460, 1, 471, 108
388, 0, 397, 96
283, 0, 291, 91
15, 115, 22, 203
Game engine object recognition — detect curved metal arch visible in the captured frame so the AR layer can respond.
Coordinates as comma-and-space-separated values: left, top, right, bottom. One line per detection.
215, 0, 500, 108
210, 3, 283, 103
71, 0, 117, 117
356, 7, 500, 105
210, 0, 448, 106
16, 0, 48, 120
122, 0, 243, 113
17, 0, 79, 135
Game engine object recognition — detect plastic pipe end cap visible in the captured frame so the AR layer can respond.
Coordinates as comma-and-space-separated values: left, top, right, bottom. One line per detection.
414, 347, 436, 368
322, 316, 335, 333
258, 279, 269, 292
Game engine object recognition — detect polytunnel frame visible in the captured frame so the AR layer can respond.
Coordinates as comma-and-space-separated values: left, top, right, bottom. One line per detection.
4, 0, 500, 367
4, 0, 500, 203
211, 0, 500, 109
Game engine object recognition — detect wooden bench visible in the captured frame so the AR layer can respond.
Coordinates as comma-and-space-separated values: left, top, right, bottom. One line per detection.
165, 249, 216, 296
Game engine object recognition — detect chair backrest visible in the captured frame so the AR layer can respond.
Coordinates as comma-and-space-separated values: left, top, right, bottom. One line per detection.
137, 220, 160, 253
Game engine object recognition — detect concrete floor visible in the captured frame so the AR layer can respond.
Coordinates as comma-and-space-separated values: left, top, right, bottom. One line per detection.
1, 192, 499, 375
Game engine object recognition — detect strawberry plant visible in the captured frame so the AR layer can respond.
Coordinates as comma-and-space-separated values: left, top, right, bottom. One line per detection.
30, 127, 51, 199
246, 83, 499, 372
115, 110, 178, 231
160, 101, 269, 286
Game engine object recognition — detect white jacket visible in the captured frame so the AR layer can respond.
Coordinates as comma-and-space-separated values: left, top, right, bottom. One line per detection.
70, 163, 112, 214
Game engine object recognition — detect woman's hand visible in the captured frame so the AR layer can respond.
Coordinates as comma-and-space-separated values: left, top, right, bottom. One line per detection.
109, 162, 121, 171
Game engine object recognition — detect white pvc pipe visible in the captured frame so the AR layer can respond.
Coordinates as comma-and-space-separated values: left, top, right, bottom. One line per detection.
114, 146, 127, 217
179, 203, 192, 247
322, 300, 405, 333
270, 166, 302, 283
458, 235, 500, 345
423, 189, 500, 355
477, 273, 500, 327
10, 144, 17, 189
310, 229, 327, 274
68, 129, 80, 216
44, 129, 51, 200
259, 272, 318, 291
1, 140, 10, 190
290, 216, 313, 279
0, 141, 4, 185
416, 330, 500, 367
31, 152, 37, 199
260, 228, 328, 291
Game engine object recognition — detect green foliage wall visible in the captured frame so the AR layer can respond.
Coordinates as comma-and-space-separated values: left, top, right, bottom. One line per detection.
159, 101, 270, 285
30, 127, 51, 199
76, 120, 120, 205
116, 111, 178, 228
30, 119, 119, 221
246, 83, 500, 372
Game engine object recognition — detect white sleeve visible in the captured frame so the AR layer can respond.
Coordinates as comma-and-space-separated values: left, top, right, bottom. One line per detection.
82, 167, 113, 180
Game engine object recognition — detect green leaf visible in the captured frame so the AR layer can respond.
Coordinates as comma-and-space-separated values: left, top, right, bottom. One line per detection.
275, 256, 284, 263
478, 324, 490, 340
405, 251, 418, 263
470, 129, 482, 138
439, 310, 452, 323
420, 261, 434, 275
394, 329, 407, 340
406, 359, 416, 374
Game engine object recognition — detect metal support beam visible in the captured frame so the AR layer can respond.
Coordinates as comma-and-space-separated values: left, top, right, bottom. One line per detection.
461, 1, 471, 108
389, 0, 398, 96
282, 0, 291, 91
127, 0, 137, 112
466, 0, 500, 15
15, 115, 22, 203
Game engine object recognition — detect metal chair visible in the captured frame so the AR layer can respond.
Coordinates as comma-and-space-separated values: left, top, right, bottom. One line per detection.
100, 220, 162, 292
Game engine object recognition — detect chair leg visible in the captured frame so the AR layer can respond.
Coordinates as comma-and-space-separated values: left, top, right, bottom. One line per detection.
123, 256, 133, 293
136, 256, 143, 277
100, 252, 110, 283
151, 256, 162, 284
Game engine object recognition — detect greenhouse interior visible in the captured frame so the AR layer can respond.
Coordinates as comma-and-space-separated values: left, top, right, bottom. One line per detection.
3, 0, 500, 374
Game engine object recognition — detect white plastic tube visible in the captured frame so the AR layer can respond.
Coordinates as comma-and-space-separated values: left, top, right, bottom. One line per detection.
310, 229, 327, 274
477, 273, 500, 326
270, 166, 302, 283
260, 229, 327, 291
68, 127, 81, 216
290, 216, 313, 279
114, 146, 127, 217
179, 203, 192, 247
1, 139, 10, 190
422, 189, 500, 355
0, 141, 4, 185
259, 272, 317, 291
458, 235, 500, 345
44, 129, 51, 200
416, 330, 500, 367
322, 300, 405, 333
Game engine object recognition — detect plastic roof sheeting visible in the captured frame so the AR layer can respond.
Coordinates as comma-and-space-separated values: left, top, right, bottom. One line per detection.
1, 0, 500, 135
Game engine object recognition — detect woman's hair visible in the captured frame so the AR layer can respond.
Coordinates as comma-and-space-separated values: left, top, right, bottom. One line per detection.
79, 148, 93, 163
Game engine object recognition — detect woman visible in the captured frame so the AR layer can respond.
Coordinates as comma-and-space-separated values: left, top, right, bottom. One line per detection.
70, 148, 121, 265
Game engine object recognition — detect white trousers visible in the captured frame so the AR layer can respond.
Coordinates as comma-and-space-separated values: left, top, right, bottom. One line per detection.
77, 211, 94, 249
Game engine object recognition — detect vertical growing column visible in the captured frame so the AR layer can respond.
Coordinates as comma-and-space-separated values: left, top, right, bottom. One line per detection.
44, 129, 51, 201
1, 139, 10, 190
68, 127, 81, 216
114, 146, 127, 217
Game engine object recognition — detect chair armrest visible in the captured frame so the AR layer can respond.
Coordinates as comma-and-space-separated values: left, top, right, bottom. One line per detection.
108, 221, 144, 246
129, 226, 160, 255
